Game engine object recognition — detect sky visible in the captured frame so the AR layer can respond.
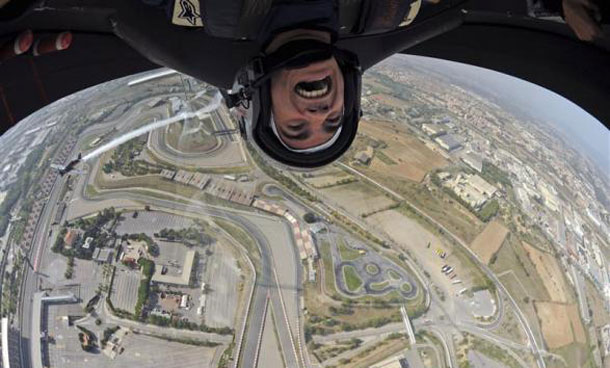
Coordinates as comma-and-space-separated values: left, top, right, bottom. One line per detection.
390, 55, 610, 174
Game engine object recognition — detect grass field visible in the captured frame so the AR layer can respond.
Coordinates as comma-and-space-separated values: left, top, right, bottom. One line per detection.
375, 151, 397, 166
490, 234, 550, 302
338, 238, 363, 261
343, 265, 363, 292
345, 335, 409, 368
387, 270, 401, 281
304, 167, 356, 189
464, 333, 522, 368
470, 221, 509, 264
321, 181, 396, 217
365, 264, 379, 275
370, 281, 390, 291
552, 342, 596, 368
400, 283, 412, 293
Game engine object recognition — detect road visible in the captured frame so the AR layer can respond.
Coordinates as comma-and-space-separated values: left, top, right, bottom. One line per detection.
98, 301, 233, 344
15, 92, 296, 368
146, 102, 247, 169
339, 163, 547, 368
17, 160, 66, 368
78, 183, 302, 368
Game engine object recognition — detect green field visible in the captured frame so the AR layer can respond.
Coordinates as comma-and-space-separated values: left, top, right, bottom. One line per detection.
400, 283, 413, 293
387, 269, 402, 281
343, 265, 363, 292
365, 263, 379, 275
338, 238, 363, 261
370, 280, 390, 291
375, 150, 397, 165
490, 235, 550, 302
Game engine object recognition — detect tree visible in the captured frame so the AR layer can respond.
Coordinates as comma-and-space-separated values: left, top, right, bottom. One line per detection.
303, 212, 317, 223
148, 242, 159, 257
144, 205, 151, 211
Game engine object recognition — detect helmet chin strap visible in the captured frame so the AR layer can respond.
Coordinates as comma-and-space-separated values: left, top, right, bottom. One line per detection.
270, 112, 343, 153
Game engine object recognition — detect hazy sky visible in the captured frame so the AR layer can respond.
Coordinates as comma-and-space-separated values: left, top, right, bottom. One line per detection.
389, 55, 610, 173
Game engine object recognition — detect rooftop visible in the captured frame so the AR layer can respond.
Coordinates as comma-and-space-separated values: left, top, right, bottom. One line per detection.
151, 250, 195, 286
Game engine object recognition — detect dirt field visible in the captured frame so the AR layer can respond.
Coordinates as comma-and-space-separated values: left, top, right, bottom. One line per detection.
567, 304, 586, 344
536, 302, 585, 349
321, 181, 396, 216
366, 209, 437, 251
522, 242, 571, 303
368, 94, 408, 108
586, 280, 610, 327
469, 221, 509, 264
360, 120, 448, 182
305, 170, 355, 188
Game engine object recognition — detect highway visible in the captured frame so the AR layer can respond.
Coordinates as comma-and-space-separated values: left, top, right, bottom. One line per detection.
17, 157, 66, 368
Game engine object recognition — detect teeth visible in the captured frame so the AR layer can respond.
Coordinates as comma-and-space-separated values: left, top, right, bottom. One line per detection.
296, 85, 328, 98
295, 77, 331, 99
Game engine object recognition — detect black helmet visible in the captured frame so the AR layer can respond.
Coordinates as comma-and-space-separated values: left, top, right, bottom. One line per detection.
223, 39, 362, 169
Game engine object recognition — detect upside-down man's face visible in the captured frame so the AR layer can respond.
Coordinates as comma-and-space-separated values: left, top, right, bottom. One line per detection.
270, 57, 345, 150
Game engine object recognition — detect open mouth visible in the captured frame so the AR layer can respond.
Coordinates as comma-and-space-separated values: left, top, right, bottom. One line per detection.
295, 76, 332, 99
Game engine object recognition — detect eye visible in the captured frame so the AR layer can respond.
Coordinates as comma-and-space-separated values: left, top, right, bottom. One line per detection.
287, 122, 306, 131
326, 114, 343, 125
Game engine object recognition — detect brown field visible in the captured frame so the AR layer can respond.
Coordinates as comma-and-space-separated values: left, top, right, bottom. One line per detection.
522, 242, 570, 303
305, 171, 355, 188
368, 94, 408, 108
360, 120, 448, 182
567, 304, 586, 344
469, 221, 509, 264
536, 302, 574, 349
366, 209, 438, 251
586, 280, 610, 327
321, 181, 396, 217
536, 302, 585, 349
365, 210, 481, 288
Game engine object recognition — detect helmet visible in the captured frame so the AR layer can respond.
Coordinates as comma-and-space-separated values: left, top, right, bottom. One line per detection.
223, 39, 362, 169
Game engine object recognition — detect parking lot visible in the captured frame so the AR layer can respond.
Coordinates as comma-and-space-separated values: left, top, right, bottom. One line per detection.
110, 267, 141, 314
150, 240, 208, 323
203, 240, 240, 329
46, 302, 218, 368
115, 211, 194, 237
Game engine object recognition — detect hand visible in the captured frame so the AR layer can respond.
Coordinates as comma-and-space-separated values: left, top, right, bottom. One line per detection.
562, 0, 603, 41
